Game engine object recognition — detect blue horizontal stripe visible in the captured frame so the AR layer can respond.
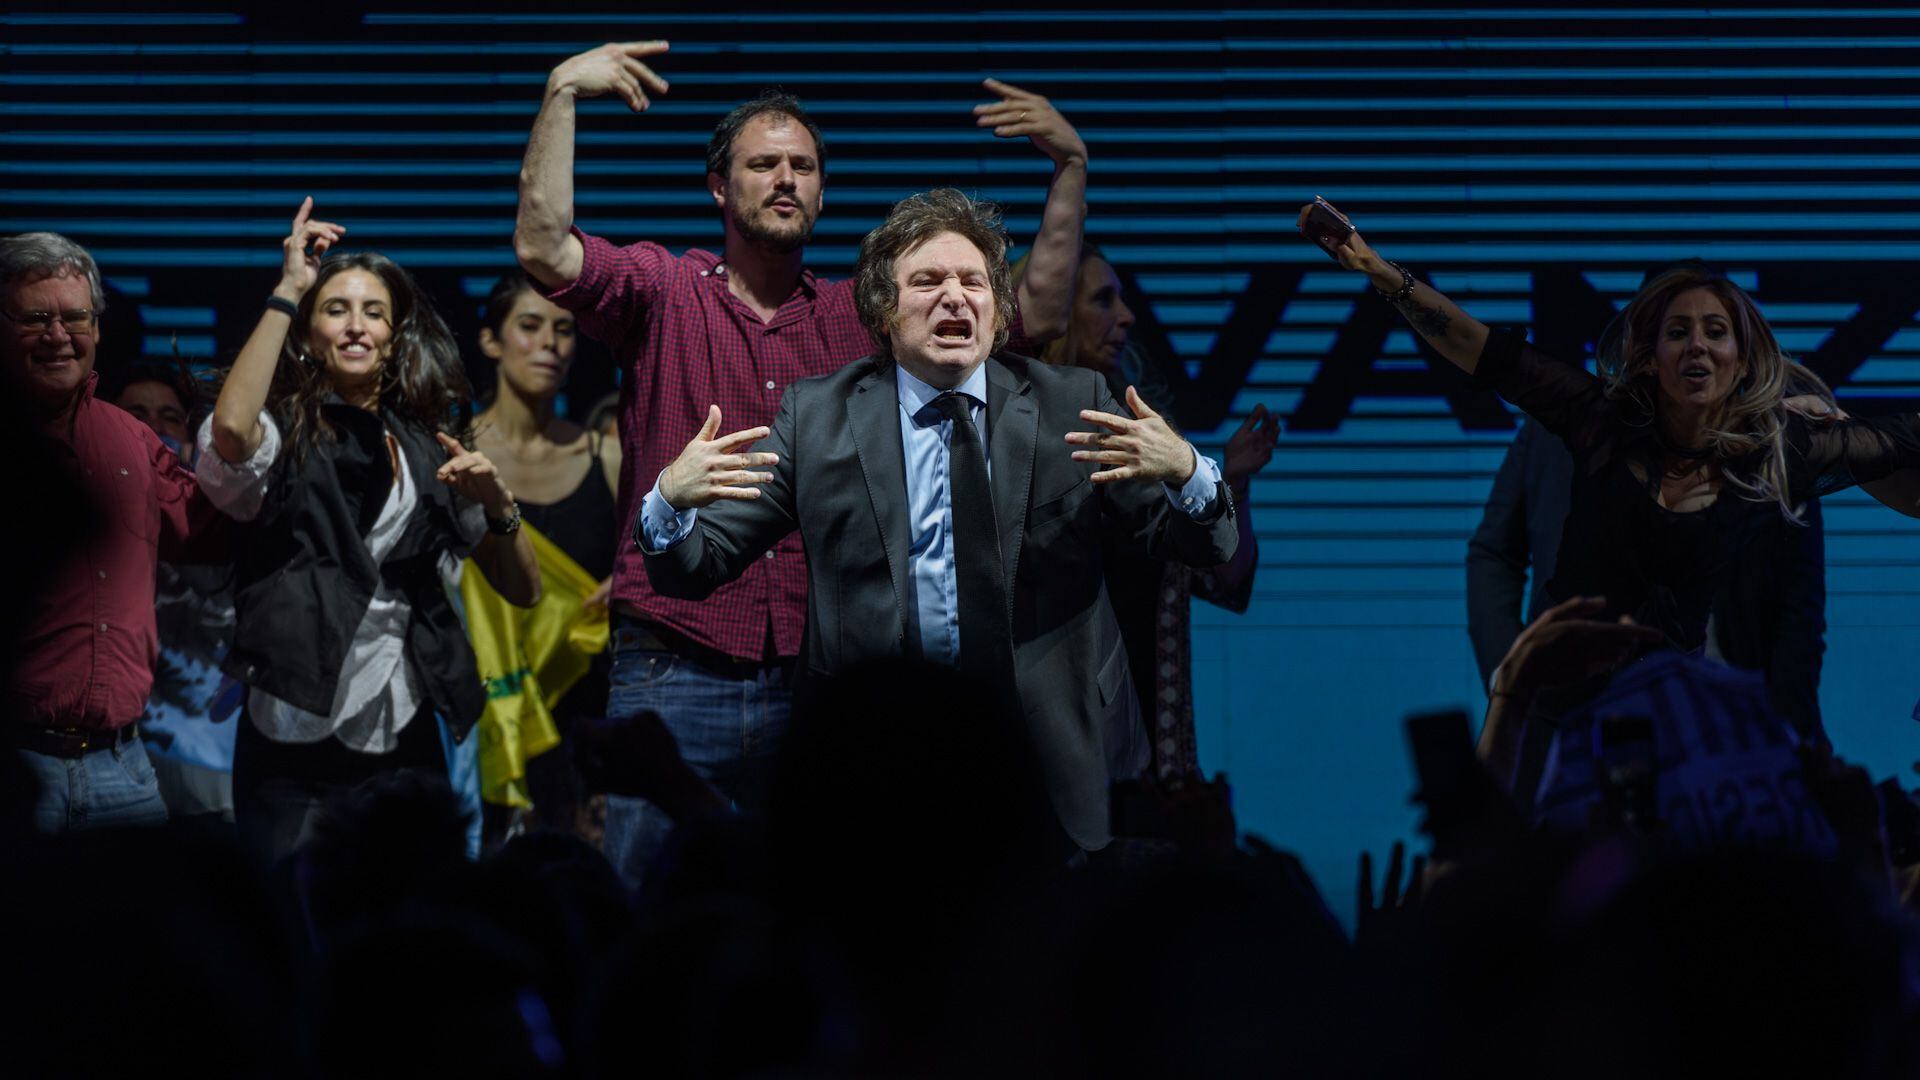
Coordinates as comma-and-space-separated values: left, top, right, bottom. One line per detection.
358, 9, 1920, 24
137, 307, 216, 328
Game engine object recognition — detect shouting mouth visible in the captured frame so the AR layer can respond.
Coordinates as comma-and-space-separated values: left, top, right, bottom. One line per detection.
933, 319, 973, 346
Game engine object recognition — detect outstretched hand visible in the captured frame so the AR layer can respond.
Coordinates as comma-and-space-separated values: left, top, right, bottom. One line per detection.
278, 197, 344, 300
658, 405, 779, 510
975, 78, 1087, 166
549, 40, 671, 112
1066, 385, 1195, 485
435, 432, 515, 519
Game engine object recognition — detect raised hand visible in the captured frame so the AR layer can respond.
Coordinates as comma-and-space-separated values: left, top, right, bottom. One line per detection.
548, 40, 671, 113
435, 432, 516, 518
658, 405, 779, 509
1223, 402, 1280, 485
278, 197, 344, 300
1294, 202, 1399, 290
1067, 385, 1196, 485
975, 78, 1087, 166
1356, 840, 1425, 948
1492, 595, 1667, 699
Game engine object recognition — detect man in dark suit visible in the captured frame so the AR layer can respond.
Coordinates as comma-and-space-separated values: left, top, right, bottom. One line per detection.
638, 188, 1238, 852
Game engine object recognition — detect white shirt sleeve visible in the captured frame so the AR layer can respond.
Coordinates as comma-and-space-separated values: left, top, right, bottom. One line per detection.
194, 410, 281, 523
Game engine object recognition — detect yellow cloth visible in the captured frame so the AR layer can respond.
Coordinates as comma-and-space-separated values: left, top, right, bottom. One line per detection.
460, 522, 609, 808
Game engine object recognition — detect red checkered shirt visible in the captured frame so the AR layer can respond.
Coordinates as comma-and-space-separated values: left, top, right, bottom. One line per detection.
544, 227, 874, 661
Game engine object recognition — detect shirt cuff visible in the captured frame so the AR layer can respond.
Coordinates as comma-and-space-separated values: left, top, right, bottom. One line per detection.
638, 476, 699, 553
193, 409, 280, 522
1162, 445, 1223, 521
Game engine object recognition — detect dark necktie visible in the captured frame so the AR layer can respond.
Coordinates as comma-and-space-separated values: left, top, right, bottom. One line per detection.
929, 391, 1013, 686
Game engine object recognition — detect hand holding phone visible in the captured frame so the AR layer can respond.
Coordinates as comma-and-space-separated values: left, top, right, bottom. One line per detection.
1298, 196, 1355, 259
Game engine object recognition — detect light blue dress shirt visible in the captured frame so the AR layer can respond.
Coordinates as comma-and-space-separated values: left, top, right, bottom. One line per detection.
640, 362, 1223, 666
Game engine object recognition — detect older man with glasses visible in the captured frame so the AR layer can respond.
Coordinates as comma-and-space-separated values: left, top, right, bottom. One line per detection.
1, 231, 225, 832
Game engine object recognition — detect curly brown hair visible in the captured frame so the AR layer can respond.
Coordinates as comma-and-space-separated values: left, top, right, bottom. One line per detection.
853, 188, 1015, 357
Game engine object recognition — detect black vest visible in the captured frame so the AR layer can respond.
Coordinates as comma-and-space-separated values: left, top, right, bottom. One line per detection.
221, 401, 486, 735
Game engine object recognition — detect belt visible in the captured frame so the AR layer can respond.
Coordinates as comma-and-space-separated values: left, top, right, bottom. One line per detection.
11, 723, 139, 759
612, 616, 791, 682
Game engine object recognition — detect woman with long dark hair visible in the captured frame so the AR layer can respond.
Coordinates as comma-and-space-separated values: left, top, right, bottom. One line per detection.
198, 199, 538, 861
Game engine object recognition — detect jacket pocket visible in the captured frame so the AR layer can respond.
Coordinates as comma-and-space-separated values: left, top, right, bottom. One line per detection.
1027, 477, 1090, 532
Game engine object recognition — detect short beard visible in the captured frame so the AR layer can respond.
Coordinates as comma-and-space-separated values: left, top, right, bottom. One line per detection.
730, 199, 815, 255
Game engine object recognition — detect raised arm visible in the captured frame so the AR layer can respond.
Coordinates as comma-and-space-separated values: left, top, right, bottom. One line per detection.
977, 79, 1087, 341
208, 197, 342, 464
514, 41, 671, 291
1301, 204, 1488, 373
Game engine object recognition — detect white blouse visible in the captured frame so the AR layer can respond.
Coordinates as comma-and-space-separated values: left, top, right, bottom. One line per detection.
195, 411, 428, 753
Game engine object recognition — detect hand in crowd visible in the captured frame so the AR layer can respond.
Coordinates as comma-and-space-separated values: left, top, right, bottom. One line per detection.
659, 406, 779, 510
975, 79, 1087, 167
277, 197, 344, 300
1163, 772, 1239, 860
1068, 386, 1196, 485
1355, 839, 1424, 949
1490, 596, 1665, 701
433, 433, 515, 518
1223, 403, 1280, 485
583, 578, 614, 612
548, 40, 671, 112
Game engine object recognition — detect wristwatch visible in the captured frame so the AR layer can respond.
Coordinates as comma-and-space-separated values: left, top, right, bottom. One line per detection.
486, 501, 522, 536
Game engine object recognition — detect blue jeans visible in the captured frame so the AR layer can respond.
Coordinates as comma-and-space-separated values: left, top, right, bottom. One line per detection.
602, 628, 793, 891
19, 736, 170, 833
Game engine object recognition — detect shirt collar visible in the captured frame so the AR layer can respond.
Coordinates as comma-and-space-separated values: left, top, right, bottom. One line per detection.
896, 361, 988, 421
711, 259, 820, 301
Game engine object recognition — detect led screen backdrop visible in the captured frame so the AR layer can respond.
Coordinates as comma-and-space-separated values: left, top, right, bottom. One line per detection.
7, 3, 1918, 910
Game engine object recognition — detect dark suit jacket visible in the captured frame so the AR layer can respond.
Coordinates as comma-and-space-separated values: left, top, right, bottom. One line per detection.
642, 352, 1239, 848
1466, 419, 1828, 741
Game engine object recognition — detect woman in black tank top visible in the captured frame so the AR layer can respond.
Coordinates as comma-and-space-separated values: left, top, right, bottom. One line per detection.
469, 272, 623, 846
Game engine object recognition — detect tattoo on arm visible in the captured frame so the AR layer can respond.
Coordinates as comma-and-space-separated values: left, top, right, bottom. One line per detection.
1394, 296, 1453, 340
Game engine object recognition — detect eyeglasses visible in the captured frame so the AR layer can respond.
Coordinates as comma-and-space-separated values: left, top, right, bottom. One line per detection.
1, 307, 96, 337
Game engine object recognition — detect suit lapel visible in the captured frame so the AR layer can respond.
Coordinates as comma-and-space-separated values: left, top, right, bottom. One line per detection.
845, 363, 912, 632
985, 356, 1036, 615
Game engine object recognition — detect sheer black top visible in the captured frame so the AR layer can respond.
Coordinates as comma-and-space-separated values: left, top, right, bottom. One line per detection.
1473, 330, 1920, 651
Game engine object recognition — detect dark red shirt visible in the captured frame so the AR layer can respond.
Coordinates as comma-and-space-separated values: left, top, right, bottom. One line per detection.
11, 375, 225, 730
545, 228, 874, 661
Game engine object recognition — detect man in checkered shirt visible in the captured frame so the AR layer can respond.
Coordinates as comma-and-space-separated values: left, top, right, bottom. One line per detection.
515, 40, 1089, 887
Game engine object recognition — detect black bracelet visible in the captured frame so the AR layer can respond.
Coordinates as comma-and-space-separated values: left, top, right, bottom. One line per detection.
264, 295, 299, 318
1374, 261, 1416, 305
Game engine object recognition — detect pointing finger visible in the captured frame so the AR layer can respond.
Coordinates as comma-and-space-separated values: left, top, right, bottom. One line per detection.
435, 432, 466, 457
